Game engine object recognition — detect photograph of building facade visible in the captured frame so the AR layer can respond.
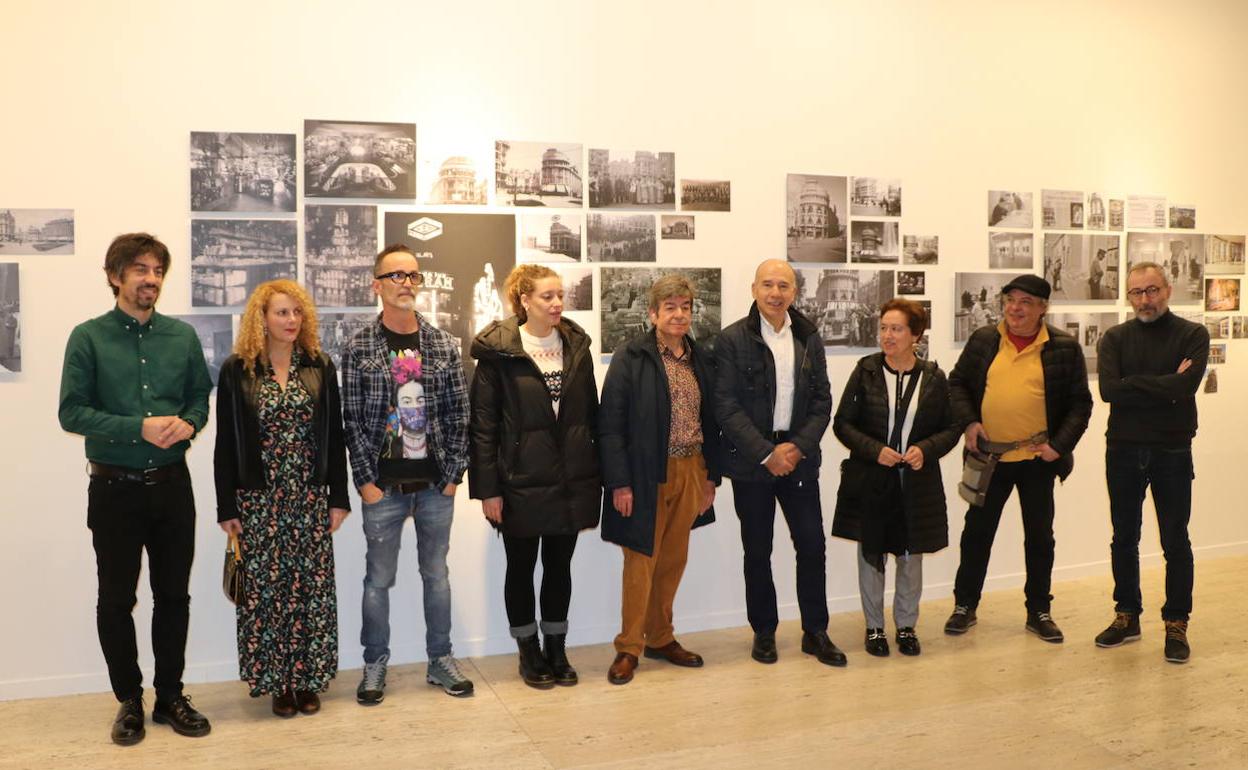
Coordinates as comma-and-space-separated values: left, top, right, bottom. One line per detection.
598, 267, 720, 355
190, 220, 298, 307
850, 176, 901, 216
792, 268, 895, 350
903, 235, 938, 264
304, 205, 378, 307
1041, 189, 1085, 229
518, 213, 582, 261
988, 190, 1033, 228
304, 120, 416, 199
426, 155, 488, 205
587, 148, 676, 209
851, 220, 899, 263
1108, 198, 1125, 230
496, 141, 583, 207
0, 263, 18, 373
989, 231, 1034, 269
1126, 232, 1204, 303
170, 314, 233, 386
1086, 193, 1107, 230
786, 174, 847, 262
1204, 314, 1230, 340
1209, 344, 1227, 365
190, 132, 297, 212
1044, 234, 1120, 301
661, 215, 695, 240
587, 213, 656, 261
555, 265, 594, 311
679, 179, 730, 211
0, 209, 74, 254
1204, 234, 1245, 275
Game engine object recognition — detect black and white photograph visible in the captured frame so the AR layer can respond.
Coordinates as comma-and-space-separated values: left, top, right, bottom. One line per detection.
1204, 368, 1218, 394
954, 272, 1019, 342
190, 132, 296, 212
988, 190, 1033, 228
1048, 312, 1120, 372
792, 268, 895, 351
1232, 316, 1248, 339
518, 213, 582, 262
989, 232, 1033, 269
680, 179, 730, 211
554, 265, 594, 311
1204, 315, 1230, 340
170, 314, 233, 386
304, 205, 378, 307
383, 211, 515, 381
660, 215, 695, 240
190, 220, 297, 307
1109, 198, 1125, 231
599, 267, 721, 355
903, 235, 938, 265
495, 141, 583, 207
1205, 278, 1240, 312
851, 221, 899, 263
1127, 194, 1167, 229
1169, 205, 1197, 229
0, 208, 74, 255
1209, 343, 1227, 365
1204, 235, 1245, 275
913, 299, 932, 359
1041, 189, 1084, 230
587, 213, 656, 262
0, 263, 19, 373
1126, 233, 1204, 303
1086, 193, 1107, 230
587, 148, 675, 209
304, 120, 416, 199
421, 142, 490, 205
787, 174, 847, 262
851, 177, 901, 216
897, 270, 926, 295
320, 312, 378, 373
1044, 234, 1120, 301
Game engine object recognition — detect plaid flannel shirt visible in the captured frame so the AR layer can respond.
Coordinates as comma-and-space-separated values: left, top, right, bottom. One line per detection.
342, 312, 469, 491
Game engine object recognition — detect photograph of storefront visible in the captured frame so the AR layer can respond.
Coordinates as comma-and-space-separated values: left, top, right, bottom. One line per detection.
190, 132, 296, 212
0, 209, 74, 254
304, 120, 416, 199
786, 174, 847, 262
679, 179, 730, 211
1204, 234, 1245, 275
304, 205, 378, 307
496, 141, 583, 207
518, 213, 582, 261
587, 148, 676, 209
587, 213, 656, 261
190, 220, 297, 307
792, 267, 895, 350
599, 266, 720, 355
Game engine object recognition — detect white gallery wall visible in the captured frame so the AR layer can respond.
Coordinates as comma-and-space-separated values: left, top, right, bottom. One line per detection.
2, 0, 1247, 700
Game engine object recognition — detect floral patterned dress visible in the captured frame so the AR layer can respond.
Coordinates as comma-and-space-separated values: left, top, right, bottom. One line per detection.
235, 364, 338, 696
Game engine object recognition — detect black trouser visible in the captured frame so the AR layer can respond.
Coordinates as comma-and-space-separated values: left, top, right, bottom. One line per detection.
87, 463, 196, 703
731, 476, 828, 634
501, 532, 578, 636
953, 458, 1057, 613
1106, 446, 1194, 621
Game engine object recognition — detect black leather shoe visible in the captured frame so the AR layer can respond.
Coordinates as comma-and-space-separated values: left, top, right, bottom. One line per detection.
1025, 611, 1064, 643
111, 696, 145, 746
751, 632, 778, 664
865, 628, 890, 657
896, 627, 921, 656
516, 634, 556, 689
801, 631, 848, 667
152, 694, 211, 737
543, 633, 579, 686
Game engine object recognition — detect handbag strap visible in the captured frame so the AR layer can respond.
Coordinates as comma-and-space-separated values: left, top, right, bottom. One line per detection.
887, 367, 921, 452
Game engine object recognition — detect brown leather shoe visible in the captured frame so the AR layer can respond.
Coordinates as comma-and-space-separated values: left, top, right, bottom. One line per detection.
643, 640, 704, 668
295, 691, 321, 715
607, 653, 638, 685
272, 690, 297, 718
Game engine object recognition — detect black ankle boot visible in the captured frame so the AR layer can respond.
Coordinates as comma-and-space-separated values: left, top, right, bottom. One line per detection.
516, 634, 556, 688
543, 633, 578, 686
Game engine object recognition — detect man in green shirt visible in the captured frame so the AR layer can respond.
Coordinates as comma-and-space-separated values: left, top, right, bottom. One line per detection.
59, 233, 213, 746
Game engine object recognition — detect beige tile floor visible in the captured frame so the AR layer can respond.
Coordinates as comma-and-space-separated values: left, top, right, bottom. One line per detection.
2, 557, 1245, 769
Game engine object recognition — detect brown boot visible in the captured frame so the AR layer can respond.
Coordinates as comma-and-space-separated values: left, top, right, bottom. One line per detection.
607, 653, 638, 685
272, 690, 297, 718
295, 691, 321, 714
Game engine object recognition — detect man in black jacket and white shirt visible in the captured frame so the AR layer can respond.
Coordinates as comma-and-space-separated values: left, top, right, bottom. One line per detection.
1095, 261, 1208, 663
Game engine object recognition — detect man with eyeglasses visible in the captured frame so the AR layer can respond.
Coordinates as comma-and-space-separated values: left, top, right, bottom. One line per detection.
1094, 262, 1208, 663
944, 275, 1092, 642
343, 244, 474, 702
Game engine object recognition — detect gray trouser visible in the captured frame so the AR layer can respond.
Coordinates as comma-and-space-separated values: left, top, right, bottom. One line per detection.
857, 544, 923, 629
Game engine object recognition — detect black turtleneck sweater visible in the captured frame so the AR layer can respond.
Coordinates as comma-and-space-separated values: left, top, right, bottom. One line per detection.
1097, 310, 1209, 447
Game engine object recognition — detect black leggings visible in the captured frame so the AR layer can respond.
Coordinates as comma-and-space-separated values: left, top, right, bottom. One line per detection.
501, 532, 578, 631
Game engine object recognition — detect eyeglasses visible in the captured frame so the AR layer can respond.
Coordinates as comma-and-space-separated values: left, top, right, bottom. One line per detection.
376, 270, 424, 286
1125, 286, 1163, 299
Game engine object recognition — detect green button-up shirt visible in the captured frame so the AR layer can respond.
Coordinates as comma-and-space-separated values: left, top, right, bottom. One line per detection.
59, 307, 213, 469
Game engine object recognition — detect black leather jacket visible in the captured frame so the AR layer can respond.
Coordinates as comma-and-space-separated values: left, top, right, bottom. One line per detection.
213, 351, 351, 521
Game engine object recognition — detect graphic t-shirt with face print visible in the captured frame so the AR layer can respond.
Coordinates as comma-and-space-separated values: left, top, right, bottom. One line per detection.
376, 326, 441, 486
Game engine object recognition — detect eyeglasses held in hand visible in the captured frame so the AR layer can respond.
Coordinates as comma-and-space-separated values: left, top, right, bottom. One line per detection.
1125, 286, 1163, 299
376, 271, 424, 286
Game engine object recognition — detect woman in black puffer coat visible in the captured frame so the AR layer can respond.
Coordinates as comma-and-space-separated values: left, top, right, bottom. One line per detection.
469, 264, 601, 689
832, 299, 961, 658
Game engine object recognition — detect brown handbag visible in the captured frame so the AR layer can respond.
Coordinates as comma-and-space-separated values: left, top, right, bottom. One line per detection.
223, 533, 244, 605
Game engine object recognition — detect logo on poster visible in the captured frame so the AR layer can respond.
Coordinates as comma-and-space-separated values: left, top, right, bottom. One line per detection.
407, 217, 443, 241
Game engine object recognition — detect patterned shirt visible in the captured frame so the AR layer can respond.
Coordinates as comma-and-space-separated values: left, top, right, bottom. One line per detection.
520, 324, 564, 415
658, 333, 702, 453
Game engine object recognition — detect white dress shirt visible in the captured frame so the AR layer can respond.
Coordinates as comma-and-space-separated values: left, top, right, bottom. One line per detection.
760, 312, 795, 431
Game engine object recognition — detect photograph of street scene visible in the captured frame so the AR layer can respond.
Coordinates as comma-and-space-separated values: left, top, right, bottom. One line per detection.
496, 141, 583, 207
791, 268, 895, 351
850, 177, 901, 217
0, 209, 74, 255
587, 214, 656, 262
190, 132, 296, 212
599, 267, 720, 355
787, 174, 847, 263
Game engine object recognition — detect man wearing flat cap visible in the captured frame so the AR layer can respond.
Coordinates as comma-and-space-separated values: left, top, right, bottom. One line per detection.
944, 274, 1092, 642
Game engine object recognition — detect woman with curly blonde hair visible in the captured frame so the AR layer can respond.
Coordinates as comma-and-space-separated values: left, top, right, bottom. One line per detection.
213, 279, 350, 717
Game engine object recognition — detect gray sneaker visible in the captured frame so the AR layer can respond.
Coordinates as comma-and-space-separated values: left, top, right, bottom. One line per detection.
357, 653, 389, 705
426, 655, 474, 697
